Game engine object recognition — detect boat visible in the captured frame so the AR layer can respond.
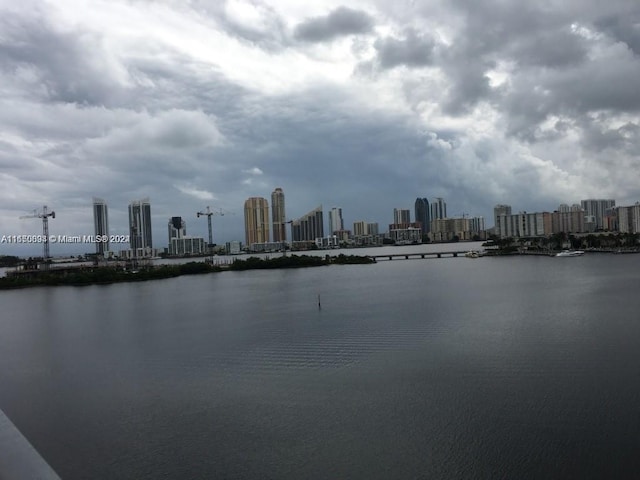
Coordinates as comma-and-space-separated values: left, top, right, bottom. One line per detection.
555, 250, 585, 257
465, 251, 479, 258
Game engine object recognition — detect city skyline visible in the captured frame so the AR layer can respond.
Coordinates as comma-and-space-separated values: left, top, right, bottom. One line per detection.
7, 192, 640, 256
1, 1, 640, 255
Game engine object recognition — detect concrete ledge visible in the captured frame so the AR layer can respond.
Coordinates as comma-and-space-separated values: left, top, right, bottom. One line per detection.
0, 409, 60, 480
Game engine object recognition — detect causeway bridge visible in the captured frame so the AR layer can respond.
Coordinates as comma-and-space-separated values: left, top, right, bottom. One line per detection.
368, 250, 475, 261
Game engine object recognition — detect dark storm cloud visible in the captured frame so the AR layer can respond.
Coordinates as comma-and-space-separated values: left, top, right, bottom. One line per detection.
501, 43, 640, 142
232, 86, 570, 226
0, 11, 125, 105
400, 0, 638, 162
372, 28, 435, 69
293, 7, 374, 43
595, 14, 640, 55
577, 118, 640, 154
122, 50, 251, 117
445, 0, 567, 57
430, 0, 592, 114
440, 58, 495, 115
139, 82, 462, 227
506, 29, 588, 68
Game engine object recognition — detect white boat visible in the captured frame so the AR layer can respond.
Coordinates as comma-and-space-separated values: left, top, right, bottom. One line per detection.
555, 250, 585, 257
465, 251, 479, 258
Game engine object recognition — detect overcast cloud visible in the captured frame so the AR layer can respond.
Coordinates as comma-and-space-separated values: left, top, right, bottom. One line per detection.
1, 0, 639, 255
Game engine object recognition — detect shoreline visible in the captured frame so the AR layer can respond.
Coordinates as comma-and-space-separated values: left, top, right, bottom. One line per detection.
0, 255, 375, 290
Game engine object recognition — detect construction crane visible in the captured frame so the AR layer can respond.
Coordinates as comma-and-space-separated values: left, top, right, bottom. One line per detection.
196, 206, 225, 252
20, 205, 55, 269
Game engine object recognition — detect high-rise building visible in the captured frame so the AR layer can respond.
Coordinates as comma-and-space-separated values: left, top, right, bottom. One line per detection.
244, 197, 270, 246
557, 204, 579, 213
618, 206, 632, 233
353, 221, 367, 236
129, 198, 153, 251
430, 198, 447, 222
393, 208, 411, 225
329, 207, 344, 234
168, 217, 186, 241
493, 204, 512, 237
271, 188, 286, 243
469, 216, 485, 234
93, 198, 109, 255
495, 211, 547, 238
617, 204, 640, 233
581, 199, 615, 230
415, 198, 430, 234
603, 207, 618, 231
551, 206, 585, 234
291, 206, 324, 242
352, 220, 381, 246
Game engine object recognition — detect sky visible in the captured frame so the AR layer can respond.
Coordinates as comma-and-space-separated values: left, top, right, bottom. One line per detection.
1, 0, 639, 255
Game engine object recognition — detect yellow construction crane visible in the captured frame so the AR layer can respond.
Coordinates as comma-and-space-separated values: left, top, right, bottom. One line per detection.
19, 205, 55, 268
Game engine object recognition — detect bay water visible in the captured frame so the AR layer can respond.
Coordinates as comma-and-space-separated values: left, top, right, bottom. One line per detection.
1, 251, 639, 478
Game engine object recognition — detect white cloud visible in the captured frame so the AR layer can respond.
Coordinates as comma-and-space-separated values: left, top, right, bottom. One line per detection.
175, 185, 216, 201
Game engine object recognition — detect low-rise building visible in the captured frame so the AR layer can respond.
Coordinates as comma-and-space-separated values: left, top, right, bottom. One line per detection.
225, 241, 242, 255
118, 247, 160, 259
169, 236, 206, 256
389, 226, 422, 244
248, 242, 284, 253
316, 236, 339, 249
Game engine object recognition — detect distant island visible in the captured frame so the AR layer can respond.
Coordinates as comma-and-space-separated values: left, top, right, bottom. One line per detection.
0, 254, 375, 290
228, 254, 374, 270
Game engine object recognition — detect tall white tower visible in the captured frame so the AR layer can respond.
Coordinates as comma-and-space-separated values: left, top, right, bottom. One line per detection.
329, 207, 344, 234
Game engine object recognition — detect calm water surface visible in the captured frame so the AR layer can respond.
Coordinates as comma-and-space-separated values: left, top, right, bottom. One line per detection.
1, 253, 640, 479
